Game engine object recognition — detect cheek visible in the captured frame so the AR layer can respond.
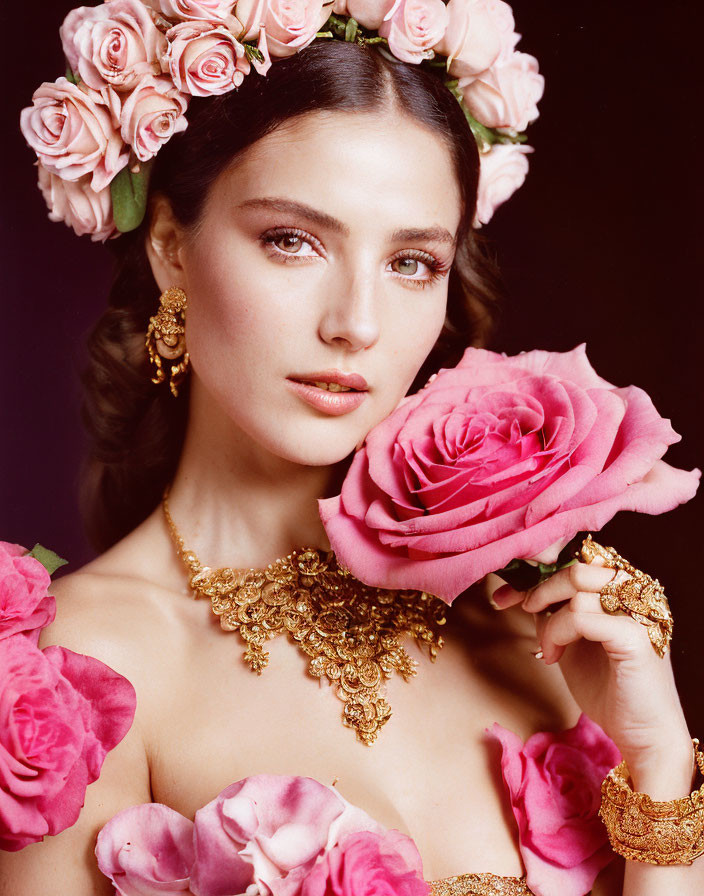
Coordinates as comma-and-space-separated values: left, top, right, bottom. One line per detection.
181, 240, 295, 377
381, 292, 448, 392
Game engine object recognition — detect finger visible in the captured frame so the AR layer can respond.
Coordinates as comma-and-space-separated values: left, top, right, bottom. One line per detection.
539, 603, 649, 664
522, 562, 616, 613
535, 593, 604, 660
492, 583, 524, 609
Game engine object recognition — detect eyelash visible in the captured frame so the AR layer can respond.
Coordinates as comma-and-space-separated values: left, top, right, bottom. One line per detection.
259, 226, 449, 289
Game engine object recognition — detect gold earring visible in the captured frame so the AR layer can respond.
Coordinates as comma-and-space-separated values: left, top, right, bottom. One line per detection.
146, 286, 190, 397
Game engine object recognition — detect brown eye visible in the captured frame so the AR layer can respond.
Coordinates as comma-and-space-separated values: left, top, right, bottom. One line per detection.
275, 234, 304, 253
392, 257, 419, 275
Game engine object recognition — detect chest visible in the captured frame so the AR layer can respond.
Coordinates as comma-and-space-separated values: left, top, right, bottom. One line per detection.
144, 615, 551, 881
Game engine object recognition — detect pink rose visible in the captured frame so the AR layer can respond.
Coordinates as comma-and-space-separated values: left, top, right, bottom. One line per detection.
37, 163, 116, 242
332, 0, 394, 30
378, 0, 449, 65
60, 0, 166, 92
164, 21, 250, 96
462, 51, 544, 132
434, 0, 516, 80
474, 142, 531, 226
235, 0, 332, 58
191, 774, 381, 896
116, 74, 189, 161
319, 344, 701, 604
96, 803, 195, 895
300, 830, 430, 896
489, 715, 621, 896
0, 635, 136, 850
0, 543, 54, 645
19, 77, 128, 191
143, 0, 237, 22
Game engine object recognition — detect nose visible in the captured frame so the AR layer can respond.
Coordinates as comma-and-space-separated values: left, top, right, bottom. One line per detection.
317, 269, 380, 352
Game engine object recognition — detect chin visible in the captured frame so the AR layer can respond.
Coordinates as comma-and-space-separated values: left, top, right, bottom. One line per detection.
267, 436, 359, 468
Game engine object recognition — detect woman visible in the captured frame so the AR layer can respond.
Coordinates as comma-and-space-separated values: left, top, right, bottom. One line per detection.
4, 4, 702, 895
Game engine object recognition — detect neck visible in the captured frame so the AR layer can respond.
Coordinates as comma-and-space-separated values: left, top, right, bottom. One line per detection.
166, 402, 348, 570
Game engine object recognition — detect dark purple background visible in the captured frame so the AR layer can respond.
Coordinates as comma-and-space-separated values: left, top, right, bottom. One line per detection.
3, 3, 703, 727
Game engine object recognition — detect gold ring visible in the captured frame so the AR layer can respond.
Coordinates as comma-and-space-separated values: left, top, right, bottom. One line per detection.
579, 535, 673, 658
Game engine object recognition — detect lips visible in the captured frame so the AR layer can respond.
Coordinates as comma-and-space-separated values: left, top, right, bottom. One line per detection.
286, 370, 369, 416
288, 370, 369, 392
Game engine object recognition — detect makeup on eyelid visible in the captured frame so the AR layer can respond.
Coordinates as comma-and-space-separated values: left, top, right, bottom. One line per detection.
259, 226, 450, 287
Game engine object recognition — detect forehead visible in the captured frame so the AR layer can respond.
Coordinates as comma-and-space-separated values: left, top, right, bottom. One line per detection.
213, 110, 462, 235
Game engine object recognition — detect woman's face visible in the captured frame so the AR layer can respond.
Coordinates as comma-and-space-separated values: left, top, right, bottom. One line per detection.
164, 109, 462, 466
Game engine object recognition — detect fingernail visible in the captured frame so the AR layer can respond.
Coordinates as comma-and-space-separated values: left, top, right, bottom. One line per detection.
531, 649, 544, 660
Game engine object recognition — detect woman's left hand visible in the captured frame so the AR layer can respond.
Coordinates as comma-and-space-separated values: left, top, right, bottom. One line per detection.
493, 557, 695, 797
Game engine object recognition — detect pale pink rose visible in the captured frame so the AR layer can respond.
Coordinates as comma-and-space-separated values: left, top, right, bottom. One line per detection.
319, 344, 701, 604
235, 0, 332, 58
462, 51, 544, 132
19, 77, 128, 192
164, 21, 250, 96
0, 635, 136, 850
191, 774, 382, 896
333, 0, 394, 30
37, 163, 116, 242
142, 0, 237, 21
300, 830, 430, 896
474, 142, 531, 226
60, 0, 165, 92
378, 0, 449, 65
116, 74, 189, 161
489, 715, 621, 896
96, 803, 195, 895
434, 0, 516, 79
0, 543, 54, 645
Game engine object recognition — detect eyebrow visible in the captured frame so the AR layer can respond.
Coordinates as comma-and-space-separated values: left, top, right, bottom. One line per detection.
238, 197, 456, 246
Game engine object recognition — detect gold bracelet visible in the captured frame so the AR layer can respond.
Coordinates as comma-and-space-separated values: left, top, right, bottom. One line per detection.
599, 739, 704, 865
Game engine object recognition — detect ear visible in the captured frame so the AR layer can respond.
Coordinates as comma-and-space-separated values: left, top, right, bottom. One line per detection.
145, 196, 187, 293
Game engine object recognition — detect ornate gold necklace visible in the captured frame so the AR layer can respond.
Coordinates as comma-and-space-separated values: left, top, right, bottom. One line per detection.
162, 494, 448, 745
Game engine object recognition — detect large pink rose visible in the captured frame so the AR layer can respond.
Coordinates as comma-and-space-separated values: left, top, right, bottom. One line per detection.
37, 163, 116, 242
236, 0, 332, 58
96, 803, 195, 895
60, 0, 165, 92
116, 74, 189, 161
489, 715, 621, 896
191, 774, 381, 896
319, 345, 701, 604
143, 0, 238, 21
0, 543, 54, 645
164, 20, 250, 96
0, 635, 136, 850
433, 0, 516, 79
300, 830, 429, 896
378, 0, 449, 65
19, 77, 128, 191
462, 51, 544, 132
474, 142, 531, 226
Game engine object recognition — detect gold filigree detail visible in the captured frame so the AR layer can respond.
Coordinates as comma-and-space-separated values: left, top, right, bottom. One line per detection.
430, 873, 532, 895
599, 739, 704, 865
163, 496, 447, 745
579, 535, 673, 658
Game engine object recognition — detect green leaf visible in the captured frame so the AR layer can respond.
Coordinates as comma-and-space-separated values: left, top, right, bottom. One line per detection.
244, 43, 265, 62
65, 66, 80, 86
345, 17, 358, 42
110, 161, 153, 234
27, 544, 68, 577
493, 532, 588, 592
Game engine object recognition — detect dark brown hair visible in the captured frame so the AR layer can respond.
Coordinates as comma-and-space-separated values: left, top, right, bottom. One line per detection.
81, 39, 503, 551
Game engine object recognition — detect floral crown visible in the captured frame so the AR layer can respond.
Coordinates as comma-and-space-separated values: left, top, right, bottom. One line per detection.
20, 0, 543, 242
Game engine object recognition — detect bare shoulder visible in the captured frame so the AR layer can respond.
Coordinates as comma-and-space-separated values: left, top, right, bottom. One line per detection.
39, 510, 190, 683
